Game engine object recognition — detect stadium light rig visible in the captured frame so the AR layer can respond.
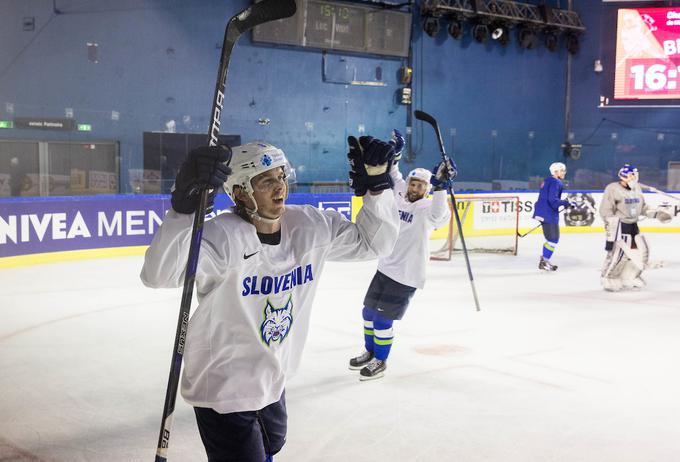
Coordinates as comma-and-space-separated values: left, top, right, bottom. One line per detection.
420, 0, 585, 53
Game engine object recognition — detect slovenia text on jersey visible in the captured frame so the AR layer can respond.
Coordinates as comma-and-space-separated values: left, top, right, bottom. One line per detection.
242, 264, 314, 296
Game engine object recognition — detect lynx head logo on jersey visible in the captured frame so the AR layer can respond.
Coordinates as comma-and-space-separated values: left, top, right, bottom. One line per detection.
260, 295, 293, 346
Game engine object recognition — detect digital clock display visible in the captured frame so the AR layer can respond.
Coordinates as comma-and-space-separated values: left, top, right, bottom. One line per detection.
252, 0, 411, 58
319, 4, 351, 20
615, 7, 680, 99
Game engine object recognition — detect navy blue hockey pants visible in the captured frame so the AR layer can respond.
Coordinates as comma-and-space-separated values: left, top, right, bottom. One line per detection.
194, 391, 287, 462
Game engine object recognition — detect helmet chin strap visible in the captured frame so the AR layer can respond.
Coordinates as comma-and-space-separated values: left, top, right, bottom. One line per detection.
244, 194, 282, 226
248, 209, 281, 225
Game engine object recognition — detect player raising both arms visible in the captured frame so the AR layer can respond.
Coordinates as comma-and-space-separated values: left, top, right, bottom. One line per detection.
141, 138, 399, 461
349, 130, 454, 381
599, 164, 672, 292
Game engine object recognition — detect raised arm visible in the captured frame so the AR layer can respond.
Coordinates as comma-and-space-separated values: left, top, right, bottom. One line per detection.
141, 145, 231, 288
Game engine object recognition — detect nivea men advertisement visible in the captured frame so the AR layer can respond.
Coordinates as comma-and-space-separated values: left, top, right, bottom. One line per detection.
0, 193, 352, 259
1, 191, 678, 261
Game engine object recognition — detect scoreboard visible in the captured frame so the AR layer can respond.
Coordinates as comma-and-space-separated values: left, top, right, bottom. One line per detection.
615, 7, 680, 100
252, 0, 411, 58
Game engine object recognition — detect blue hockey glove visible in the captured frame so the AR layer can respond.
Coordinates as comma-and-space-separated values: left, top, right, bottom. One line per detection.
171, 145, 232, 214
347, 135, 395, 196
431, 156, 458, 191
605, 240, 614, 252
390, 129, 405, 162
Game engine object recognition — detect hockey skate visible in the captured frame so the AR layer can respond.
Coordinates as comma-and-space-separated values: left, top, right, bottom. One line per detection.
359, 358, 386, 381
349, 350, 374, 370
538, 257, 558, 271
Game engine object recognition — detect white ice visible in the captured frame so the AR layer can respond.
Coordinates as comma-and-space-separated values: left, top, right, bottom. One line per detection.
1, 232, 679, 461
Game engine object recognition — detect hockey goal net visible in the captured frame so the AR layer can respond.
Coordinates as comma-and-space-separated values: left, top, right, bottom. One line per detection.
430, 195, 520, 260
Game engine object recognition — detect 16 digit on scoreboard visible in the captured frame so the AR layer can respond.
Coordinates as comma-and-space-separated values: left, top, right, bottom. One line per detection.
626, 58, 680, 96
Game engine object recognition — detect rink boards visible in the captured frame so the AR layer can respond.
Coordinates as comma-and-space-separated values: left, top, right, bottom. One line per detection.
1, 191, 679, 267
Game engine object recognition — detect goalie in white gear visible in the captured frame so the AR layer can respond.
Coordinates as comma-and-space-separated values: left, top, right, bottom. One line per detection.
141, 140, 399, 460
599, 164, 673, 291
349, 130, 453, 381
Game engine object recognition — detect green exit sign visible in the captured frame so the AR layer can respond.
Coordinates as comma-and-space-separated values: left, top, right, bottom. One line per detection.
0, 120, 12, 129
77, 123, 92, 131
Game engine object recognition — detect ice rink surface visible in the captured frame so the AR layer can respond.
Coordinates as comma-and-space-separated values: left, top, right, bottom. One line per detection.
1, 232, 679, 462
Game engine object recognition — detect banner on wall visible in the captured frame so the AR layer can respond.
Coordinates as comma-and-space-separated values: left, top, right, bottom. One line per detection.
0, 193, 353, 259
0, 196, 170, 258
510, 191, 680, 231
351, 191, 680, 235
1, 191, 678, 261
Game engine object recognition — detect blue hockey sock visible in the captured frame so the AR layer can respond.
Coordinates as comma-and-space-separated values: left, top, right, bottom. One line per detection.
542, 240, 557, 260
372, 314, 394, 361
362, 307, 376, 353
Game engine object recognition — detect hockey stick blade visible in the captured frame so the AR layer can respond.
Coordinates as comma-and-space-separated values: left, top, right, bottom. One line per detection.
414, 109, 437, 127
154, 2, 297, 462
414, 110, 446, 155
233, 0, 297, 34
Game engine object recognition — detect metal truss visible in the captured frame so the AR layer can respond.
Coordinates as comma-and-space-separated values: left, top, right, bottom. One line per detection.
421, 0, 585, 32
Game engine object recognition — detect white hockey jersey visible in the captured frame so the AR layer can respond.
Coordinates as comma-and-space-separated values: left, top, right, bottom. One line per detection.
376, 165, 451, 289
141, 193, 398, 413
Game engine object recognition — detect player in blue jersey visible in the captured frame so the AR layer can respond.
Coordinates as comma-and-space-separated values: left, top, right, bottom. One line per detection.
533, 162, 573, 271
348, 131, 454, 380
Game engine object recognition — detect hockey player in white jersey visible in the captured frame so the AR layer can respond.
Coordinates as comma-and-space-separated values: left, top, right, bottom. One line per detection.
141, 138, 399, 461
599, 164, 673, 292
349, 130, 454, 380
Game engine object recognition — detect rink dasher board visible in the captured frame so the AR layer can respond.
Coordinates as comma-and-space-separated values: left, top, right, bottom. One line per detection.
1, 191, 679, 268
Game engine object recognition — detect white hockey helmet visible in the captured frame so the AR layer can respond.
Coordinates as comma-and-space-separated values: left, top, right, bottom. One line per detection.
549, 162, 566, 175
223, 142, 295, 216
408, 167, 432, 185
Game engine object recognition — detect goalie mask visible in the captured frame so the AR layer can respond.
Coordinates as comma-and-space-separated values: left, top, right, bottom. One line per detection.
223, 142, 296, 222
618, 163, 638, 186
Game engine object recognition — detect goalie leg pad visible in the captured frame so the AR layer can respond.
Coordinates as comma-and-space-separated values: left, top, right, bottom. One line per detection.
601, 276, 624, 292
621, 234, 649, 288
601, 236, 630, 279
620, 259, 645, 289
636, 234, 650, 265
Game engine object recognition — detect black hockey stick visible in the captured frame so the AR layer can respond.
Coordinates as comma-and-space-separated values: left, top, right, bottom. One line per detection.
639, 182, 680, 203
517, 222, 542, 238
414, 110, 481, 312
518, 205, 568, 238
154, 1, 296, 461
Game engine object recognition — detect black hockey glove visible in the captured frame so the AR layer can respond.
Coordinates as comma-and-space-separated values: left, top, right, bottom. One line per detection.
431, 155, 458, 191
347, 135, 395, 196
605, 240, 614, 252
171, 145, 232, 214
